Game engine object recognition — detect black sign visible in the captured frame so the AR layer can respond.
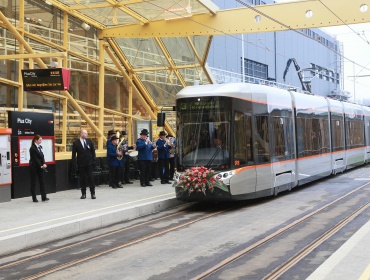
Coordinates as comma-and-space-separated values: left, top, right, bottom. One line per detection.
21, 68, 65, 91
8, 111, 54, 136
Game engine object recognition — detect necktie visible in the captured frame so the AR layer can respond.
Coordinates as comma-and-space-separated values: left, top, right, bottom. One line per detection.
83, 140, 87, 149
38, 146, 44, 156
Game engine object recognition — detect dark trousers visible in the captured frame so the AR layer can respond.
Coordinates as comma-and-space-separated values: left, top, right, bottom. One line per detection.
122, 156, 131, 182
109, 165, 121, 187
30, 165, 46, 200
158, 158, 169, 182
139, 160, 151, 185
79, 165, 95, 195
168, 157, 175, 180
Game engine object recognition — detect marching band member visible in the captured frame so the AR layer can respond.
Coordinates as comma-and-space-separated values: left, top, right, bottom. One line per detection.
136, 129, 155, 187
119, 131, 135, 184
156, 131, 171, 184
107, 135, 123, 189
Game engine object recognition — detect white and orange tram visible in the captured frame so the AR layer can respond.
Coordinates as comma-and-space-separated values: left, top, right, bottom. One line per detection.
174, 83, 370, 201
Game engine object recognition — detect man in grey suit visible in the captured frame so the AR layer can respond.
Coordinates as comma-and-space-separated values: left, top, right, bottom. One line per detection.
72, 130, 96, 199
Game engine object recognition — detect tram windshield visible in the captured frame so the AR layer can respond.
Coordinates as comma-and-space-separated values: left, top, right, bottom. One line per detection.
177, 97, 231, 170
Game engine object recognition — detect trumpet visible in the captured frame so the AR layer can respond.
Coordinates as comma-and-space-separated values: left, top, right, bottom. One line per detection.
116, 131, 125, 160
146, 138, 156, 148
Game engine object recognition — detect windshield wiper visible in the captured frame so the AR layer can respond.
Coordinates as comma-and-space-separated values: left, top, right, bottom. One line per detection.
206, 147, 221, 167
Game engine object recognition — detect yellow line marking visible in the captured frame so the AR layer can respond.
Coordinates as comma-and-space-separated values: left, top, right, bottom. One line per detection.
0, 193, 174, 234
358, 263, 370, 280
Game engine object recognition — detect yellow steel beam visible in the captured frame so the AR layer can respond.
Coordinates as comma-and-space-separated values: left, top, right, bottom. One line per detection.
100, 0, 370, 38
0, 52, 67, 60
154, 37, 187, 88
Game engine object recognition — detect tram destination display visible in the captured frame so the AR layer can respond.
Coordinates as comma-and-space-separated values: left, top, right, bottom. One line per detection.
21, 68, 70, 91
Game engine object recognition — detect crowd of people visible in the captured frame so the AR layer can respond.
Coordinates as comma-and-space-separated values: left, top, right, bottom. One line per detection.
29, 129, 177, 202
107, 129, 176, 188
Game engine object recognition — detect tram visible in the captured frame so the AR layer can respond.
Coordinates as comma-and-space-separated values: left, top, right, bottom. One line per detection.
174, 83, 370, 201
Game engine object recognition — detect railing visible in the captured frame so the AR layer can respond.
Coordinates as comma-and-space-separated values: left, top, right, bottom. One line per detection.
209, 67, 300, 91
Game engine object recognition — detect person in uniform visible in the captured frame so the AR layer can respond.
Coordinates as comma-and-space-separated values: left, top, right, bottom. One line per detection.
71, 130, 97, 199
119, 131, 135, 184
156, 131, 171, 184
166, 134, 177, 181
29, 135, 49, 202
106, 130, 116, 187
107, 135, 124, 189
136, 129, 155, 187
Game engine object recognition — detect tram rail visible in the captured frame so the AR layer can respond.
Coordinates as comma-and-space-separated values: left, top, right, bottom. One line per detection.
192, 181, 370, 280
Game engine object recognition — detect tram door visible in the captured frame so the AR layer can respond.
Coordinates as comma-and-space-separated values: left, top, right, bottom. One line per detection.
230, 113, 256, 196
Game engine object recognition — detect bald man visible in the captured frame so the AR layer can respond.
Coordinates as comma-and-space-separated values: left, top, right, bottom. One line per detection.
72, 130, 97, 199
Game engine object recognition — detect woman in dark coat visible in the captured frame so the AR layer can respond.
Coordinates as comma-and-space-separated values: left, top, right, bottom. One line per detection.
29, 135, 49, 202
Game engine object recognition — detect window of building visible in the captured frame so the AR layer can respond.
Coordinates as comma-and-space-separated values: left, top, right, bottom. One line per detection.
242, 59, 268, 79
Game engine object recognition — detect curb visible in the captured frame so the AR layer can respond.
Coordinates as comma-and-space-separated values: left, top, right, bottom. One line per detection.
0, 198, 184, 257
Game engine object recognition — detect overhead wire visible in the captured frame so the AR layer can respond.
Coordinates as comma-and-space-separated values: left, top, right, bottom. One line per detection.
143, 0, 370, 73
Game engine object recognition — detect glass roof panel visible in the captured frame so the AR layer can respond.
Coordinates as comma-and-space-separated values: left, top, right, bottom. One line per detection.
126, 0, 209, 21
137, 70, 182, 107
82, 7, 141, 26
161, 37, 197, 66
188, 36, 212, 62
178, 67, 210, 86
115, 38, 170, 69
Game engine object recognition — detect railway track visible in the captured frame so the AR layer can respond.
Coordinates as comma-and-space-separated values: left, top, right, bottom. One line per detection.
0, 203, 240, 280
192, 181, 370, 280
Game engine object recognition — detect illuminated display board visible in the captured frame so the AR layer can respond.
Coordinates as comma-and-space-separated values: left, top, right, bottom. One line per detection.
21, 68, 70, 91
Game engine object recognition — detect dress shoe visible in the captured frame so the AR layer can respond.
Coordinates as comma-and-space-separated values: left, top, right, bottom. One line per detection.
117, 185, 123, 188
80, 194, 86, 199
165, 181, 172, 184
42, 198, 50, 202
33, 199, 39, 203
120, 181, 126, 185
146, 183, 153, 186
140, 184, 147, 187
161, 181, 166, 184
125, 181, 133, 184
91, 194, 96, 199
112, 186, 117, 189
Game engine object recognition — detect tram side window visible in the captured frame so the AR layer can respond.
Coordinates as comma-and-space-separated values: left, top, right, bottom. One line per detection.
296, 116, 312, 158
255, 115, 270, 163
234, 112, 253, 165
331, 116, 344, 152
271, 117, 293, 161
312, 117, 330, 154
234, 111, 247, 165
346, 119, 365, 149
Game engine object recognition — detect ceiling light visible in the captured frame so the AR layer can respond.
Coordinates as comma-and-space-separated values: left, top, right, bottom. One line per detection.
360, 4, 368, 13
45, 0, 52, 5
305, 10, 313, 18
81, 22, 90, 31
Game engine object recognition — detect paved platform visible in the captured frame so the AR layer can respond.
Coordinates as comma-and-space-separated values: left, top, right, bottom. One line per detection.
307, 220, 370, 280
0, 180, 182, 257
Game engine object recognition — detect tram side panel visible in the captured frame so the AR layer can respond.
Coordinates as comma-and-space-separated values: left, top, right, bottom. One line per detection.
362, 106, 370, 163
327, 98, 346, 174
291, 92, 332, 185
343, 102, 366, 168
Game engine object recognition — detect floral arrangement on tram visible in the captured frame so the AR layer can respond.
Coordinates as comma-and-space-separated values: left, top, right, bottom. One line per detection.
174, 166, 229, 195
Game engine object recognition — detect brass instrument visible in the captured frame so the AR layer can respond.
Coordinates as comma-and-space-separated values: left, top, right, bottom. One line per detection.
116, 131, 125, 160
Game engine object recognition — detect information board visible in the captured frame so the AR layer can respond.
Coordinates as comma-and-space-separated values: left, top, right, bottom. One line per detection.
21, 68, 70, 91
18, 136, 55, 166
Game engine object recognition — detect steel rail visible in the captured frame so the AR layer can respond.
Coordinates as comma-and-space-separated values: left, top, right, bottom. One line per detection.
264, 200, 370, 279
20, 206, 236, 280
192, 181, 370, 280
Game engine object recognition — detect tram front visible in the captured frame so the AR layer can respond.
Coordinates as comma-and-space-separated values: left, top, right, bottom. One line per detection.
174, 95, 232, 201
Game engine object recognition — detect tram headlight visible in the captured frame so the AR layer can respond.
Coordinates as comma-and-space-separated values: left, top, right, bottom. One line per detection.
215, 170, 235, 181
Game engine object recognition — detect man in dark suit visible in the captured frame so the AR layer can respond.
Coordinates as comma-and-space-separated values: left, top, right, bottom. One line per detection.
72, 129, 96, 199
